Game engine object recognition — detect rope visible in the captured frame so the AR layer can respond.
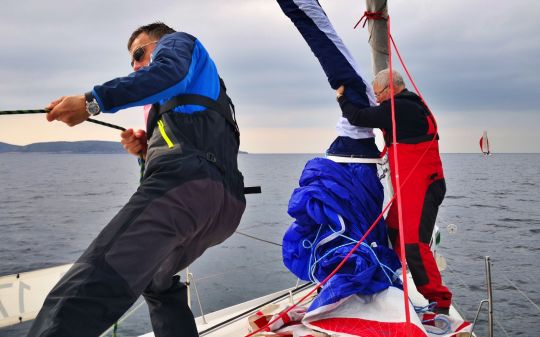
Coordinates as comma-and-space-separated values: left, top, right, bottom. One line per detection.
389, 35, 439, 132
500, 271, 540, 313
86, 118, 126, 131
415, 302, 437, 313
0, 109, 127, 131
387, 16, 412, 330
495, 319, 511, 337
423, 315, 452, 335
0, 108, 147, 181
387, 28, 454, 332
354, 11, 386, 29
98, 300, 146, 337
200, 282, 313, 336
0, 109, 49, 115
235, 230, 282, 247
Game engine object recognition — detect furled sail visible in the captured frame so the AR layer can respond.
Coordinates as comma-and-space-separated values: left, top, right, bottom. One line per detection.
277, 0, 399, 301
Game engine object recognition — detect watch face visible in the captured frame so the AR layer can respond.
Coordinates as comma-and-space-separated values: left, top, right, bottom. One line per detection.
87, 101, 100, 115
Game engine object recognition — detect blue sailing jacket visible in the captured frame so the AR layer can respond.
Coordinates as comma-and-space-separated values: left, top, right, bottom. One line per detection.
92, 32, 220, 114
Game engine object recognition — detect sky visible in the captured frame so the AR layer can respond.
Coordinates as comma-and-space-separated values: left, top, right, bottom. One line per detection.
0, 0, 539, 153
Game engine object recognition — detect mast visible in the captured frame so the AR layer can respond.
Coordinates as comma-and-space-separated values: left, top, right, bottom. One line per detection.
364, 0, 392, 196
365, 0, 389, 75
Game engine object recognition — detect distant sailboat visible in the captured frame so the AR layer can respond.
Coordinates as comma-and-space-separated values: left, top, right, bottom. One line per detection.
480, 130, 491, 155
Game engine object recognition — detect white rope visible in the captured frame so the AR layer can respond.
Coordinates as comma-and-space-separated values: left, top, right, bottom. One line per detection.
99, 299, 146, 337
494, 318, 512, 337
500, 271, 540, 314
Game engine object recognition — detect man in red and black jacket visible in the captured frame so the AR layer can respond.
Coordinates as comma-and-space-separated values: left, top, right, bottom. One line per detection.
336, 69, 452, 314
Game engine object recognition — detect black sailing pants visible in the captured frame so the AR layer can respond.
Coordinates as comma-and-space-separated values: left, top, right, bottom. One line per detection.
27, 155, 246, 337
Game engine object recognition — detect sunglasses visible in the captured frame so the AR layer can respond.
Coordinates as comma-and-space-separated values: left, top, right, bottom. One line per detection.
130, 41, 158, 67
374, 86, 388, 97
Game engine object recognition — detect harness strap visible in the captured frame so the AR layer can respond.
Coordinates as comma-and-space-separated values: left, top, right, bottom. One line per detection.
157, 94, 222, 115
156, 94, 239, 137
154, 78, 239, 139
144, 80, 261, 195
147, 78, 239, 139
381, 102, 439, 145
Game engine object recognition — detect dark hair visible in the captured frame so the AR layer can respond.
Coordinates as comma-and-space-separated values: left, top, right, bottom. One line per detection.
127, 22, 176, 50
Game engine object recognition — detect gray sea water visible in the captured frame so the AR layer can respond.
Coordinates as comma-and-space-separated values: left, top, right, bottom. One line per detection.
0, 153, 539, 337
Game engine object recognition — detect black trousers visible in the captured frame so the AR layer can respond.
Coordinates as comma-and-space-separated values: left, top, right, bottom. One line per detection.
27, 156, 245, 337
143, 275, 197, 336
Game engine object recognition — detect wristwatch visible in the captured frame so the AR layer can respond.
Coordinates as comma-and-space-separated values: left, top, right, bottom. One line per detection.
85, 91, 101, 116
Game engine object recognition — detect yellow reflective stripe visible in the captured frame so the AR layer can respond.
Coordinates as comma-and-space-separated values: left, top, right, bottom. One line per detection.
157, 119, 174, 148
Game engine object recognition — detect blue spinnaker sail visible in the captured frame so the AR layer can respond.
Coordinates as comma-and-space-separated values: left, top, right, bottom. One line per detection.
278, 0, 400, 310
283, 158, 400, 309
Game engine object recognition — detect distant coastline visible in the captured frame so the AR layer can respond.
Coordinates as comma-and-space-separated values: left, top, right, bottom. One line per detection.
0, 141, 125, 154
0, 141, 248, 154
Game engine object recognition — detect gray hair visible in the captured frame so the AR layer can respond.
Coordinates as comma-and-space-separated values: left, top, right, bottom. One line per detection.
372, 69, 405, 90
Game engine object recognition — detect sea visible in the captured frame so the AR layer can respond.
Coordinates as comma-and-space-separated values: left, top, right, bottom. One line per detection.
0, 153, 539, 337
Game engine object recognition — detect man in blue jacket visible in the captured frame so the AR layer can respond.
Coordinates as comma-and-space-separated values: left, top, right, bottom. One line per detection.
28, 22, 246, 337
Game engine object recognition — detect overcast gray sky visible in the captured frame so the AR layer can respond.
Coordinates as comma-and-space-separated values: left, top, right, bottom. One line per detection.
1, 0, 539, 153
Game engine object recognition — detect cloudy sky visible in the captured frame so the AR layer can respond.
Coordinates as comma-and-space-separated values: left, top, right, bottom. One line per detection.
1, 0, 538, 153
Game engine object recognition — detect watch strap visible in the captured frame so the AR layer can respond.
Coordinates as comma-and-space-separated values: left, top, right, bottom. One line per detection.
84, 91, 94, 103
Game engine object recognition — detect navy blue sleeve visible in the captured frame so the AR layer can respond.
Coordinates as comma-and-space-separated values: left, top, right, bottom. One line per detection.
277, 0, 374, 109
92, 32, 197, 113
338, 96, 392, 130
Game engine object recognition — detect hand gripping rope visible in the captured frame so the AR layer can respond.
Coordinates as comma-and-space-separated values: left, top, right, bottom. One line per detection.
0, 108, 149, 183
245, 14, 441, 337
0, 109, 262, 194
0, 109, 127, 131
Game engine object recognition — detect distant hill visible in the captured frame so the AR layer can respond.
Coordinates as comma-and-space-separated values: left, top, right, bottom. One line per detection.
0, 141, 125, 154
0, 142, 21, 153
0, 141, 249, 154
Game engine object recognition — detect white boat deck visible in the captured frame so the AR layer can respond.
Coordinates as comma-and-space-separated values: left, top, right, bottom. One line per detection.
139, 273, 468, 337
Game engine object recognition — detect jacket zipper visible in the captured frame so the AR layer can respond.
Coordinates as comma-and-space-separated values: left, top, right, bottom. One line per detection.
157, 119, 174, 148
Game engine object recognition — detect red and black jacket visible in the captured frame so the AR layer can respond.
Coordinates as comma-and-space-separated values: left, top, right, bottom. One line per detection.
338, 89, 444, 183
